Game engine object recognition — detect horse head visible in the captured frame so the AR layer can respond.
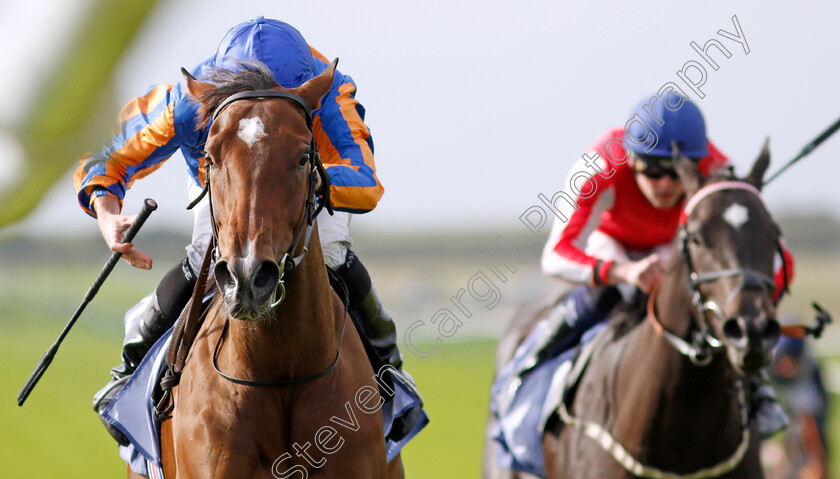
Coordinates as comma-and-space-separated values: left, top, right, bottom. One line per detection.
673, 140, 782, 375
183, 59, 337, 321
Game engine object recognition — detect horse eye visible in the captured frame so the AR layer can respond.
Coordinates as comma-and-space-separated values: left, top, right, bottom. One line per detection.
298, 152, 311, 168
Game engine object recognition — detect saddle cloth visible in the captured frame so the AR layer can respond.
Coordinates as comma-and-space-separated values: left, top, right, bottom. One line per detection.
102, 305, 427, 477
490, 320, 608, 478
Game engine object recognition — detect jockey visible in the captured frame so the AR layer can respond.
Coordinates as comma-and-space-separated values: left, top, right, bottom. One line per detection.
74, 17, 419, 445
533, 93, 794, 438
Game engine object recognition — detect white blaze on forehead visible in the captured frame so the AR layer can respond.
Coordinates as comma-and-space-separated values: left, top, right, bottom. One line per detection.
723, 203, 749, 230
237, 117, 267, 148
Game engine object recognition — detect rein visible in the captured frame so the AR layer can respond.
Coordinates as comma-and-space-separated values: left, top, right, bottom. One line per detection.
211, 268, 350, 387
558, 285, 753, 479
558, 377, 750, 479
647, 285, 714, 367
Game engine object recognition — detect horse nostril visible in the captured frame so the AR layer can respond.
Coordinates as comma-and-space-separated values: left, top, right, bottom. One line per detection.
214, 260, 235, 291
723, 318, 743, 341
762, 318, 781, 342
252, 260, 281, 296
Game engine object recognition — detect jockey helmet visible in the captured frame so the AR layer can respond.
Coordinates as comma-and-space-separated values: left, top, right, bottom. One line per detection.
626, 93, 709, 160
211, 17, 316, 89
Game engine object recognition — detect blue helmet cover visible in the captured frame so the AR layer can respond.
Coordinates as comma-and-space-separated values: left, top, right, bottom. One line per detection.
625, 94, 708, 158
774, 335, 806, 360
212, 16, 316, 89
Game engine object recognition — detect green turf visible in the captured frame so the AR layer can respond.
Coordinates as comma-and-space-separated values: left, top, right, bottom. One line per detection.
400, 340, 496, 478
3, 253, 840, 478
2, 317, 127, 477
1, 317, 497, 478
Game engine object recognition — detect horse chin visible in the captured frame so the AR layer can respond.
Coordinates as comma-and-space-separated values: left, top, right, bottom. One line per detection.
224, 299, 273, 322
727, 346, 770, 375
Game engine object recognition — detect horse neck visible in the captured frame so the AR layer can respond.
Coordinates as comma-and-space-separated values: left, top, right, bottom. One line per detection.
617, 257, 743, 456
225, 225, 339, 379
652, 260, 738, 401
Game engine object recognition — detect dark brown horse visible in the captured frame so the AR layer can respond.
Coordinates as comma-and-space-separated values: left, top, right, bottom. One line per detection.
485, 143, 783, 479
135, 61, 402, 478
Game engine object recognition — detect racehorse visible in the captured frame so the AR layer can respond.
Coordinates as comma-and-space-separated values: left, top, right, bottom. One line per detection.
485, 143, 784, 479
140, 61, 401, 478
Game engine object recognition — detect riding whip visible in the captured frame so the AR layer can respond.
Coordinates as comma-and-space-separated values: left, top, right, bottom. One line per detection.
765, 115, 840, 185
17, 198, 157, 406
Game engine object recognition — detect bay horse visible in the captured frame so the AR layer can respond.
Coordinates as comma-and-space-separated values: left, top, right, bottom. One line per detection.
136, 61, 402, 478
485, 143, 784, 479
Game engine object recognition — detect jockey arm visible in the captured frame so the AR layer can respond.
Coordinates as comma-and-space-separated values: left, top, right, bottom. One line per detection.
308, 48, 384, 214
774, 241, 794, 304
73, 82, 185, 268
73, 48, 385, 268
73, 83, 182, 219
541, 152, 624, 287
542, 133, 794, 298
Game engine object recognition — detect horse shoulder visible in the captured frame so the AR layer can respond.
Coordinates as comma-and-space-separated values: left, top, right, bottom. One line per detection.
543, 325, 644, 479
159, 415, 177, 478
314, 297, 388, 474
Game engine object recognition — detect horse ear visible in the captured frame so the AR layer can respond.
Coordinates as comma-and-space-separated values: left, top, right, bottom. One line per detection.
291, 59, 338, 110
181, 67, 214, 100
672, 141, 704, 197
746, 138, 771, 191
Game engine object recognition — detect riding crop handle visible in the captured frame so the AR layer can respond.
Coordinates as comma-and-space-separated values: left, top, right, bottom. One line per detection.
17, 198, 158, 406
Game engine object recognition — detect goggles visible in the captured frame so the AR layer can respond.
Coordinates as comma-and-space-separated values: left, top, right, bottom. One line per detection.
632, 153, 679, 180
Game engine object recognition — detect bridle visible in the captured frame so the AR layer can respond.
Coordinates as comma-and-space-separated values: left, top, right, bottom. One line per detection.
650, 180, 789, 366
187, 88, 348, 387
187, 89, 334, 306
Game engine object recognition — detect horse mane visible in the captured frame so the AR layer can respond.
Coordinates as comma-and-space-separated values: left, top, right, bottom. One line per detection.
193, 59, 280, 130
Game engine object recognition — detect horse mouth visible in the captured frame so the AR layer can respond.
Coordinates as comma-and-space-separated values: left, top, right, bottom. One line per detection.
729, 347, 769, 375
225, 300, 271, 322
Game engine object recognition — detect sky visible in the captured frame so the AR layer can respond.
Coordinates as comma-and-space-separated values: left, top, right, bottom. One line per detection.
2, 0, 840, 238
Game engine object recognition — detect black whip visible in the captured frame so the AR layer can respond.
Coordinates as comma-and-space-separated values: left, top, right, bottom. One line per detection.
765, 116, 840, 185
17, 198, 157, 406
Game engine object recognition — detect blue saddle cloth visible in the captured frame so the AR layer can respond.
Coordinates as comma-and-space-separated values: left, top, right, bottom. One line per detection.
490, 321, 606, 478
102, 306, 427, 477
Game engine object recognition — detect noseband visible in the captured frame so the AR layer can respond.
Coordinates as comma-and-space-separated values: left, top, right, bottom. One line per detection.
651, 181, 789, 366
188, 89, 335, 306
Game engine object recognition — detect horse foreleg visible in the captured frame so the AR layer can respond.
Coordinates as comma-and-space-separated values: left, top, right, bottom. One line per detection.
387, 453, 404, 479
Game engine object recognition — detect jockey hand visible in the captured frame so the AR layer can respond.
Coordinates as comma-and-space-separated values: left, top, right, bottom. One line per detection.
93, 195, 153, 270
608, 253, 665, 293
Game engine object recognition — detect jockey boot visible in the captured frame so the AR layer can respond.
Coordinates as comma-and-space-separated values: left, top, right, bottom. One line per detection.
523, 285, 622, 375
750, 369, 789, 439
92, 258, 196, 446
330, 249, 423, 438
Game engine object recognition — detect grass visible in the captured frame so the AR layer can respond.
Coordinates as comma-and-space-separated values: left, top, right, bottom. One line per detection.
0, 249, 498, 478
0, 317, 497, 478
3, 239, 840, 478
400, 340, 496, 478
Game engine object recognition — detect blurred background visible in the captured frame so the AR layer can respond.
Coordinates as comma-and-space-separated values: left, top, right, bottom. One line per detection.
1, 1, 838, 477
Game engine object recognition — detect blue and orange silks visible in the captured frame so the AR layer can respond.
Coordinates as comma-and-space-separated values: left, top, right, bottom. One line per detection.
74, 18, 383, 217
